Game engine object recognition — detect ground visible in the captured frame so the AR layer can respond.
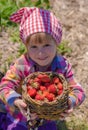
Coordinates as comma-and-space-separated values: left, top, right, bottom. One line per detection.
0, 0, 88, 125
51, 0, 88, 123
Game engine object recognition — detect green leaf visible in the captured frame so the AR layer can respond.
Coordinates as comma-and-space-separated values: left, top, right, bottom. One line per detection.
43, 0, 49, 4
35, 0, 41, 6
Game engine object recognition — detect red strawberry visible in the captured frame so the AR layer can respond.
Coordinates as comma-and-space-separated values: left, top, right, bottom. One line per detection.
43, 91, 49, 98
35, 94, 44, 101
46, 93, 55, 101
38, 74, 50, 83
41, 76, 50, 83
28, 88, 37, 98
53, 77, 60, 84
57, 83, 63, 90
40, 86, 46, 91
34, 77, 41, 83
27, 85, 32, 91
58, 89, 63, 95
28, 79, 33, 84
37, 74, 44, 79
45, 83, 50, 87
48, 84, 57, 94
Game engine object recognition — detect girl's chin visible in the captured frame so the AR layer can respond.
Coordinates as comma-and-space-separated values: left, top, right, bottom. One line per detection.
37, 61, 51, 67
38, 63, 48, 66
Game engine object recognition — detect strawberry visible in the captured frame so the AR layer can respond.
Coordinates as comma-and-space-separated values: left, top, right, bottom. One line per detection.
28, 79, 33, 84
38, 74, 50, 83
40, 86, 46, 91
43, 91, 49, 98
58, 89, 63, 95
35, 94, 44, 101
41, 75, 50, 83
53, 77, 60, 84
48, 84, 57, 94
57, 83, 63, 90
37, 74, 44, 79
34, 77, 41, 83
46, 93, 55, 101
45, 83, 50, 87
27, 85, 32, 91
28, 88, 37, 98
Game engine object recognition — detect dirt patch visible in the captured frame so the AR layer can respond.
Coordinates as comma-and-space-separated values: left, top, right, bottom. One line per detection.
51, 0, 88, 122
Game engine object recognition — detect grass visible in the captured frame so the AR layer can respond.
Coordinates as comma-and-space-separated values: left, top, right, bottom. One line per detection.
57, 40, 72, 55
0, 52, 2, 59
56, 118, 88, 130
9, 27, 20, 43
0, 0, 50, 27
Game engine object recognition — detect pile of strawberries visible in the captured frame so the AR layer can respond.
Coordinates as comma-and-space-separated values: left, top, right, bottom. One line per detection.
27, 73, 63, 102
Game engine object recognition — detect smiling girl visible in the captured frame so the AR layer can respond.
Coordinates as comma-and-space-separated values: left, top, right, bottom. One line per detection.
0, 7, 85, 130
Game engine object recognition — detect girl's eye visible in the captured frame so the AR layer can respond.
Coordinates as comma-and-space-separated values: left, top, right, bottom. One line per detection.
30, 45, 37, 48
44, 44, 50, 47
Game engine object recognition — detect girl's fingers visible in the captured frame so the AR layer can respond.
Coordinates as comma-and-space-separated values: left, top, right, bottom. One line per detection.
59, 108, 73, 120
59, 117, 65, 121
59, 112, 67, 119
30, 113, 38, 120
59, 113, 65, 120
64, 108, 73, 113
20, 108, 27, 117
14, 99, 27, 117
18, 99, 27, 108
14, 99, 38, 120
14, 99, 27, 108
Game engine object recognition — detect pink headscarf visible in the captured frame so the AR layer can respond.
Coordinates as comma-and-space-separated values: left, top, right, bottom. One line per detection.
10, 7, 62, 44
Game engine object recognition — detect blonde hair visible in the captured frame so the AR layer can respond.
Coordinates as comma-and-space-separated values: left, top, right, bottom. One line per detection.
25, 32, 56, 46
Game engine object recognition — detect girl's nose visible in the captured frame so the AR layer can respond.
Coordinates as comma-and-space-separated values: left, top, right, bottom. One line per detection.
38, 48, 44, 56
38, 51, 43, 56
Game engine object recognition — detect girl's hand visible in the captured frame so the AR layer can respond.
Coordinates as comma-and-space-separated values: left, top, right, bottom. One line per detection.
59, 98, 73, 120
59, 108, 73, 120
14, 98, 38, 123
14, 98, 27, 117
29, 112, 38, 121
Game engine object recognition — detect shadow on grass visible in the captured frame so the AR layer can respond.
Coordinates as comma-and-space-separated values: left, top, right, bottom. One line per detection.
56, 120, 69, 130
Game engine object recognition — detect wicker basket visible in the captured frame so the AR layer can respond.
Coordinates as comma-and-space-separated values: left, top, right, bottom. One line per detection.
22, 72, 69, 120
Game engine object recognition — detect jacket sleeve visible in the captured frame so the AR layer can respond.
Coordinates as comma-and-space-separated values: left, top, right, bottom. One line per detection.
0, 56, 30, 111
64, 59, 85, 108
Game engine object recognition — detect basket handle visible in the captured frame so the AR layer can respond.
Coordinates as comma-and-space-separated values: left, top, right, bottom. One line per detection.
26, 106, 42, 130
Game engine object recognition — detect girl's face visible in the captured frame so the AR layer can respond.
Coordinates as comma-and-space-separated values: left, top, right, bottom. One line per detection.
26, 33, 57, 66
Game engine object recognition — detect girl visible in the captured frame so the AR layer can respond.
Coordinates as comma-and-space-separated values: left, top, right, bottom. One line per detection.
0, 7, 85, 130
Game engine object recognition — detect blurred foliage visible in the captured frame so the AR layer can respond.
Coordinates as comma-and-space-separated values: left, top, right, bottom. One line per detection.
0, 0, 50, 27
56, 119, 88, 130
57, 40, 72, 55
18, 43, 26, 56
10, 27, 20, 42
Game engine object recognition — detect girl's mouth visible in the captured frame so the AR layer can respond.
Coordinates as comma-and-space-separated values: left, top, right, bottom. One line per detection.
38, 57, 48, 60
